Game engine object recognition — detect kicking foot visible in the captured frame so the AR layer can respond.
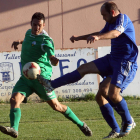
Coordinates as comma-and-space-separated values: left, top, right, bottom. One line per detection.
37, 75, 54, 92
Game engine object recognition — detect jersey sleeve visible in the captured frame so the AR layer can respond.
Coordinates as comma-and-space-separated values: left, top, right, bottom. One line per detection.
41, 39, 55, 57
100, 22, 109, 33
113, 14, 129, 34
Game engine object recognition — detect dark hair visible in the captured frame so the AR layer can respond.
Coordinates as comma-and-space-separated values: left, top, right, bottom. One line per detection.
103, 2, 121, 13
31, 12, 45, 24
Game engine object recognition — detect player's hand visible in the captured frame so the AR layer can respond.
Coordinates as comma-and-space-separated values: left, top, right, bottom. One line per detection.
50, 56, 59, 66
87, 35, 99, 44
70, 35, 78, 43
11, 40, 21, 50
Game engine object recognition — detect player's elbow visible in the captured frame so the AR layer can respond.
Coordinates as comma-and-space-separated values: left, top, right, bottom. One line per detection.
113, 33, 120, 38
113, 31, 121, 38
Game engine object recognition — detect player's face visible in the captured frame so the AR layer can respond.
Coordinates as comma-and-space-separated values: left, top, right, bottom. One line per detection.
31, 19, 45, 35
101, 6, 113, 23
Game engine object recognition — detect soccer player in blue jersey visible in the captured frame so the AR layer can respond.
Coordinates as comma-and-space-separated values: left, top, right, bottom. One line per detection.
38, 2, 138, 138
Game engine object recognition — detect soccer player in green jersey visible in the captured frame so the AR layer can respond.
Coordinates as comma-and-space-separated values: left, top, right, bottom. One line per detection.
0, 12, 92, 138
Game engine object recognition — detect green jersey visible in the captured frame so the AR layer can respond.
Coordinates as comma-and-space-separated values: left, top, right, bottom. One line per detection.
21, 29, 55, 79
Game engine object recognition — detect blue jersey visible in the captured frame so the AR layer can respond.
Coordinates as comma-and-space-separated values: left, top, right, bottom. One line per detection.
100, 14, 138, 62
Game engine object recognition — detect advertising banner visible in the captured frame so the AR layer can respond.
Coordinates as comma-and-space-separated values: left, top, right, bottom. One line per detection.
0, 52, 21, 101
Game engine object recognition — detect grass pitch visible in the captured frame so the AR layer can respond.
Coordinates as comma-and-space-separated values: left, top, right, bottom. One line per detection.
0, 100, 140, 140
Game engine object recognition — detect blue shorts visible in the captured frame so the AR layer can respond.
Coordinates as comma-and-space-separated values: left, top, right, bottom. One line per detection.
94, 54, 137, 93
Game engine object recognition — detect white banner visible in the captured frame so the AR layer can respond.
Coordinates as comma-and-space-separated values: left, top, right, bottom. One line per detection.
0, 48, 98, 101
98, 46, 140, 97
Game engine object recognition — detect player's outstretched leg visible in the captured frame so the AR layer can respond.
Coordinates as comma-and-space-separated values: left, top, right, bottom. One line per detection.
0, 126, 18, 138
37, 70, 82, 92
37, 75, 54, 92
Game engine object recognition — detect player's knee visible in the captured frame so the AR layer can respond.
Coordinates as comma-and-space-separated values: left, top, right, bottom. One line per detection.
108, 94, 117, 102
95, 91, 108, 106
52, 105, 59, 111
95, 93, 101, 103
98, 86, 108, 98
52, 103, 66, 113
10, 96, 18, 106
10, 92, 22, 106
77, 63, 89, 76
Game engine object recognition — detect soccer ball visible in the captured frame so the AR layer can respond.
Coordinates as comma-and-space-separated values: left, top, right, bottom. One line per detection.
22, 62, 41, 80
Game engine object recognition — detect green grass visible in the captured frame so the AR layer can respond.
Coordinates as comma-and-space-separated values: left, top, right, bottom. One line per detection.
0, 100, 140, 140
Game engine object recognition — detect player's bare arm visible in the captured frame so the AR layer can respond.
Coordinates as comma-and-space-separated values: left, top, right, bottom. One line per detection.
87, 30, 121, 44
11, 40, 23, 50
70, 32, 100, 43
49, 55, 59, 66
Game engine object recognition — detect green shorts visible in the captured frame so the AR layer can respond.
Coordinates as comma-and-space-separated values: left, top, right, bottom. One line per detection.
12, 75, 56, 101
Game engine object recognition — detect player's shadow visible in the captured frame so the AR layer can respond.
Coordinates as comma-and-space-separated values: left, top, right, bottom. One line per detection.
0, 0, 139, 33
0, 0, 53, 13
0, 0, 111, 33
0, 117, 107, 124
23, 138, 61, 140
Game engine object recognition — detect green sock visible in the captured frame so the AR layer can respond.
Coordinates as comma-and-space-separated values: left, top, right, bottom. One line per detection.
64, 106, 84, 128
10, 108, 21, 131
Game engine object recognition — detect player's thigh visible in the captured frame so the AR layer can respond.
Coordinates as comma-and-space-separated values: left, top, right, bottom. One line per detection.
93, 54, 113, 77
12, 77, 33, 98
11, 92, 25, 102
77, 55, 112, 76
77, 61, 100, 76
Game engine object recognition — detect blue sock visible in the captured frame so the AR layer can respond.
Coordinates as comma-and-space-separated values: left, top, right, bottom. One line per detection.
51, 70, 81, 88
100, 103, 120, 133
116, 98, 132, 124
